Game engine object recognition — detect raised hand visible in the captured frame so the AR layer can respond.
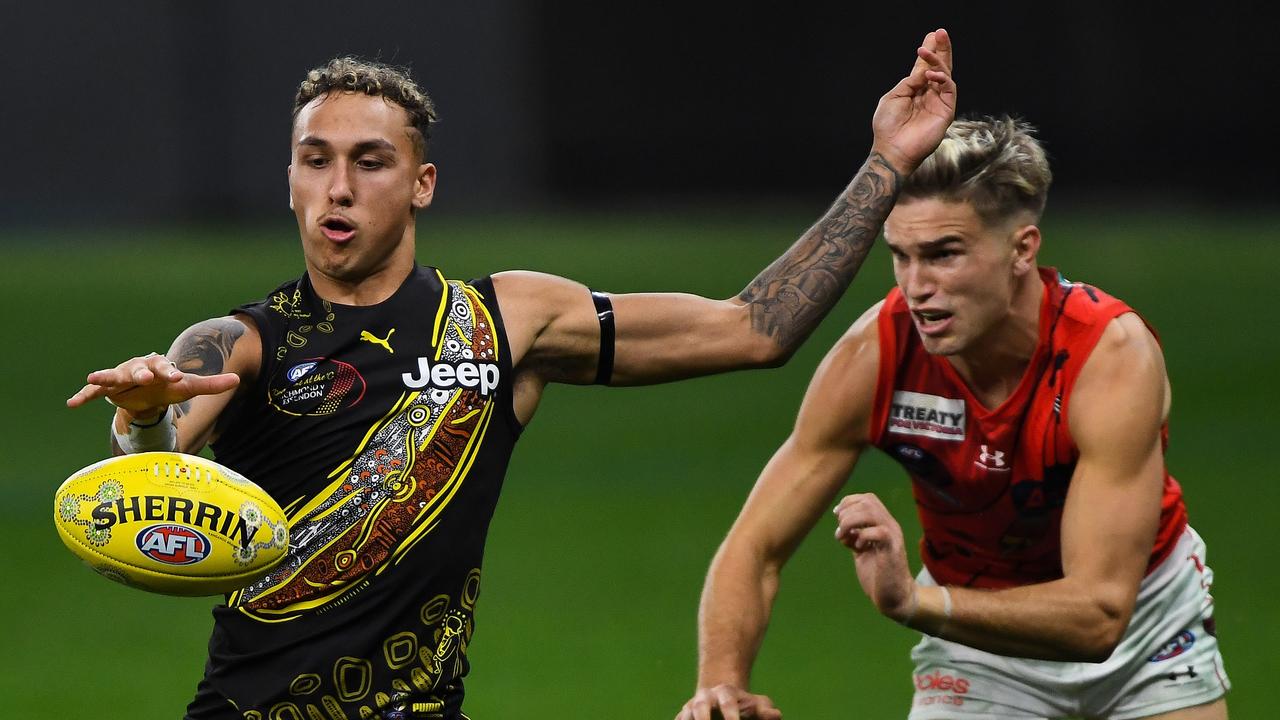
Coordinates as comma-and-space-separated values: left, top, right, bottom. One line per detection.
871, 28, 957, 176
833, 492, 917, 622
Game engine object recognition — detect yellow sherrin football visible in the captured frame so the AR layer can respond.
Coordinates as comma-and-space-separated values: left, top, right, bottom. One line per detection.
54, 452, 289, 596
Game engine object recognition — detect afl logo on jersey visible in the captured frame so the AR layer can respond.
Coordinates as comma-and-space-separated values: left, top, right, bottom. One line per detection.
270, 357, 367, 416
136, 524, 210, 566
287, 361, 319, 383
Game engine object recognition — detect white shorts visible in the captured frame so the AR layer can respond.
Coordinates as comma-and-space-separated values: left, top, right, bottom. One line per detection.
907, 526, 1229, 719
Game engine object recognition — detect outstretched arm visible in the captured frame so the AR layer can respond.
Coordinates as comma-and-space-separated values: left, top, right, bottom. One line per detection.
835, 313, 1167, 662
740, 27, 956, 353
676, 304, 880, 720
499, 30, 955, 395
66, 315, 262, 455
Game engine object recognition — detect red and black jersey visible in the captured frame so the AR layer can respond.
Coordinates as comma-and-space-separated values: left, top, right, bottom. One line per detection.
869, 267, 1187, 590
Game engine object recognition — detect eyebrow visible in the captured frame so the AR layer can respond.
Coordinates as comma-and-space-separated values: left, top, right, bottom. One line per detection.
885, 234, 965, 252
296, 137, 399, 155
918, 235, 965, 250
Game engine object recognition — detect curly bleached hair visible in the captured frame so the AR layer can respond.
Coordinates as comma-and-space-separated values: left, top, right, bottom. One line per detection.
901, 115, 1052, 225
293, 56, 438, 160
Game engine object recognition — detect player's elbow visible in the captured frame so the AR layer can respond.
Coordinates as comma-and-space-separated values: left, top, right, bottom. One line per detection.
1073, 623, 1125, 663
1072, 595, 1132, 663
752, 339, 793, 369
724, 334, 791, 371
711, 531, 785, 591
723, 301, 794, 370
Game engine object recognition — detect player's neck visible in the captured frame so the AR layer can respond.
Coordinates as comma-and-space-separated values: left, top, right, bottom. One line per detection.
947, 272, 1046, 409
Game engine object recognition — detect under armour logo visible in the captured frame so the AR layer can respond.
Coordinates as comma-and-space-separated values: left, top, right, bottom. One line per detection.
360, 328, 395, 354
975, 444, 1007, 470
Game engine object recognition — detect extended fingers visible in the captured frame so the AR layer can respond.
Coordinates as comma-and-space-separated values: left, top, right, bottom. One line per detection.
756, 697, 782, 720
182, 372, 241, 397
680, 686, 772, 720
69, 353, 185, 408
85, 353, 179, 386
929, 28, 952, 72
678, 691, 714, 720
66, 382, 111, 408
911, 28, 952, 73
916, 49, 955, 93
142, 352, 183, 383
712, 686, 742, 720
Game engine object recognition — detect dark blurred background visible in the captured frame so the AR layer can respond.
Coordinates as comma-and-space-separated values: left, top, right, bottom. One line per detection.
4, 3, 1276, 717
5, 1, 1274, 225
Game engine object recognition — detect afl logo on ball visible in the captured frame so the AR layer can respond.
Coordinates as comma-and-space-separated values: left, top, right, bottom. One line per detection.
135, 524, 210, 566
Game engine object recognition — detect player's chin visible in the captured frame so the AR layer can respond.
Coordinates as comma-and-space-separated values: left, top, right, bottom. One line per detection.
919, 333, 964, 357
311, 250, 366, 282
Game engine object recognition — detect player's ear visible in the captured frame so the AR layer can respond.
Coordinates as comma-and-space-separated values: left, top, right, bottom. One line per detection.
1011, 224, 1040, 276
412, 163, 437, 211
287, 164, 295, 211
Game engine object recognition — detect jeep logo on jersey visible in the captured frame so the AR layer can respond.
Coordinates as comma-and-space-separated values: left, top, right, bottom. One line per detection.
135, 524, 209, 565
887, 391, 966, 441
402, 356, 500, 397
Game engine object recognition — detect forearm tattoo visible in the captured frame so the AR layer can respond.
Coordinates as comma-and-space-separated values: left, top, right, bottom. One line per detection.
174, 318, 245, 378
738, 152, 901, 350
171, 399, 193, 419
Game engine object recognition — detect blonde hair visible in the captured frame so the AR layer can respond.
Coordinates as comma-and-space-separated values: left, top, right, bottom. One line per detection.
293, 57, 438, 160
901, 116, 1052, 224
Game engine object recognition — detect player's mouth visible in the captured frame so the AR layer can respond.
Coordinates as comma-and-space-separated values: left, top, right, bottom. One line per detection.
319, 216, 357, 243
912, 308, 954, 336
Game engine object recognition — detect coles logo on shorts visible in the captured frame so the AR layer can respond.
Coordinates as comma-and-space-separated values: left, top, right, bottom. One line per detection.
135, 524, 209, 565
269, 357, 367, 416
914, 670, 970, 707
1148, 629, 1196, 662
915, 671, 970, 694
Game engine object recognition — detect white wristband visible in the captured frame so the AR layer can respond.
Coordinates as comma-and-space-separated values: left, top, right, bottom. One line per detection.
112, 407, 176, 453
937, 585, 953, 635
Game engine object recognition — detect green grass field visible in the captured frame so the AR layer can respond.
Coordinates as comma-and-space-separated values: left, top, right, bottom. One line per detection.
1, 207, 1275, 717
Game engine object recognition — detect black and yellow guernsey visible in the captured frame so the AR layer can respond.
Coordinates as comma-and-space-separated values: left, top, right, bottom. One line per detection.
193, 265, 521, 720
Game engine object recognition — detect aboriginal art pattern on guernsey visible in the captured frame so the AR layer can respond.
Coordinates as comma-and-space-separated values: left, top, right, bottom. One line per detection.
230, 281, 500, 622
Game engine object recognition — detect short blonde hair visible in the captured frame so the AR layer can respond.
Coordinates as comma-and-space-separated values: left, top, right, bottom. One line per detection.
293, 56, 438, 160
901, 116, 1052, 225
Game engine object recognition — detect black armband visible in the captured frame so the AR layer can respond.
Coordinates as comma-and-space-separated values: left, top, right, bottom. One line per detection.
590, 290, 615, 385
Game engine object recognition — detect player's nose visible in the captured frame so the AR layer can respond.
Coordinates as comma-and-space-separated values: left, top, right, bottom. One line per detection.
328, 165, 355, 206
899, 261, 937, 301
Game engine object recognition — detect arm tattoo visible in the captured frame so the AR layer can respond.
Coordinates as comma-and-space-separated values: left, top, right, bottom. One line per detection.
171, 400, 193, 419
738, 152, 901, 350
174, 318, 245, 377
